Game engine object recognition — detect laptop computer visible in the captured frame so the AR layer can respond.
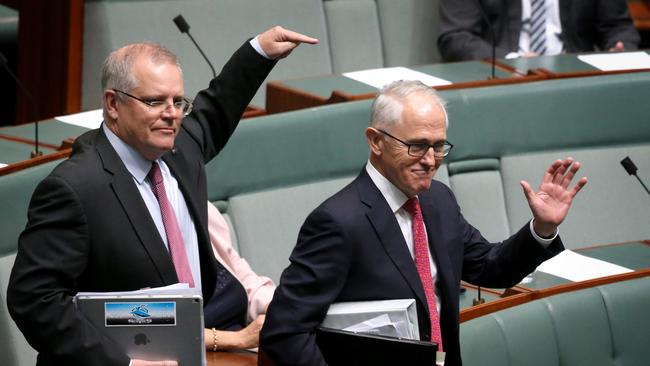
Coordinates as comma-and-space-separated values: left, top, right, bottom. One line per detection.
316, 327, 438, 366
74, 292, 205, 366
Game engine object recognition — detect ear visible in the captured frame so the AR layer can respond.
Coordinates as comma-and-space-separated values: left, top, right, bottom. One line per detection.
365, 127, 383, 156
103, 89, 120, 120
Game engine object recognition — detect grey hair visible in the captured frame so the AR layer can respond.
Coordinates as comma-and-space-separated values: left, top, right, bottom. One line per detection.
369, 80, 448, 129
101, 41, 182, 93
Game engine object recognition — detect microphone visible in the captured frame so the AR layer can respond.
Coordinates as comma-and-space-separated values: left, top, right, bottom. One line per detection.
0, 51, 42, 158
475, 0, 497, 79
173, 14, 216, 79
620, 156, 650, 197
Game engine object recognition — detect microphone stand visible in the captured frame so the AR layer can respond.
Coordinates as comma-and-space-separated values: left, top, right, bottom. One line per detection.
475, 0, 497, 80
473, 286, 485, 306
621, 156, 650, 198
173, 14, 216, 78
0, 51, 42, 158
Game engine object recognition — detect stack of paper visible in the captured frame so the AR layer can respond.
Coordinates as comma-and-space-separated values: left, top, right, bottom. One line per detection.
321, 298, 419, 340
75, 283, 201, 299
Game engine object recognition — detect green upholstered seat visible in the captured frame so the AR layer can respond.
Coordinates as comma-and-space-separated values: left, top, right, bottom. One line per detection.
82, 0, 332, 109
323, 0, 384, 73
460, 276, 650, 366
0, 161, 60, 366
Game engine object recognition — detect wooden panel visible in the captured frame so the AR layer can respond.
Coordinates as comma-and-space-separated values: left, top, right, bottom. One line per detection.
13, 0, 83, 124
629, 1, 650, 31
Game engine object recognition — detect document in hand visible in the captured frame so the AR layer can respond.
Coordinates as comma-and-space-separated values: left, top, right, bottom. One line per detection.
74, 284, 206, 366
321, 298, 419, 339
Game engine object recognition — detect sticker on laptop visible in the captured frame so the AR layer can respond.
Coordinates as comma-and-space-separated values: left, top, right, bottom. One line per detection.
104, 302, 176, 326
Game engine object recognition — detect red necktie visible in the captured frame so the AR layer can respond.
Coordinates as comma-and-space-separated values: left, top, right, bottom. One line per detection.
148, 162, 195, 288
403, 197, 443, 350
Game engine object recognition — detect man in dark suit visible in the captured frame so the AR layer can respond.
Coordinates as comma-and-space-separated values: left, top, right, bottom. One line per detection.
7, 27, 317, 366
260, 80, 587, 366
438, 0, 640, 62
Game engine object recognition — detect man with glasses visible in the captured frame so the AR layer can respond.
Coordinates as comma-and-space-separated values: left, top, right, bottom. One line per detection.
261, 80, 587, 366
8, 27, 317, 366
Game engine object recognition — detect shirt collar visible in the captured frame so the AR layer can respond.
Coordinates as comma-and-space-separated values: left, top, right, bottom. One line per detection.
102, 123, 155, 184
365, 160, 410, 214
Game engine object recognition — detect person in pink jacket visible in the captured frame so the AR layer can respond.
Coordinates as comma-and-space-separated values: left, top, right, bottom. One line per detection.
203, 202, 275, 351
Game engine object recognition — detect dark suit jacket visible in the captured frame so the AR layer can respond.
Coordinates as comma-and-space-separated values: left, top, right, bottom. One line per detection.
260, 169, 563, 366
438, 0, 641, 62
7, 42, 275, 366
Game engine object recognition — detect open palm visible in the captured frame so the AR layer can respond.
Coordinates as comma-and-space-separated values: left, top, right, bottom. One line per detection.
520, 157, 588, 237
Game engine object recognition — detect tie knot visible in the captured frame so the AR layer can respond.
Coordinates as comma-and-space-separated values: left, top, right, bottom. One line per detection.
148, 162, 163, 186
403, 197, 421, 217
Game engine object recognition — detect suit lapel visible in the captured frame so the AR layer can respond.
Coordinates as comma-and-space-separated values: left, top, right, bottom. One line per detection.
357, 171, 429, 311
94, 129, 179, 285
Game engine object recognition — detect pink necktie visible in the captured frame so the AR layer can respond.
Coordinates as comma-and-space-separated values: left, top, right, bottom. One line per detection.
403, 197, 443, 350
148, 162, 195, 288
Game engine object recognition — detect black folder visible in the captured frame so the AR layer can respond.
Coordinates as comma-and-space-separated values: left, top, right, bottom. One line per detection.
316, 327, 438, 366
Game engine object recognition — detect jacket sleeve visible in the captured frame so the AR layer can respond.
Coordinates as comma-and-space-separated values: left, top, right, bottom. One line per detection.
180, 41, 277, 163
438, 0, 511, 61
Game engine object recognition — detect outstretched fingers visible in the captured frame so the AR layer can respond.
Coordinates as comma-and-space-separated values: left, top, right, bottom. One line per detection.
570, 176, 588, 198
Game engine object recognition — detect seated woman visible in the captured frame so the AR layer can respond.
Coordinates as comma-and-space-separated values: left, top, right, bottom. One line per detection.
203, 202, 276, 351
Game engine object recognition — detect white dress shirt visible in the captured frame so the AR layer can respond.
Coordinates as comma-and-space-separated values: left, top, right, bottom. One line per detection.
506, 0, 563, 58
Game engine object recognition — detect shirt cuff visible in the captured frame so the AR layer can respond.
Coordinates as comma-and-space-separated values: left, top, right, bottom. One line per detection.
529, 219, 558, 248
249, 35, 270, 59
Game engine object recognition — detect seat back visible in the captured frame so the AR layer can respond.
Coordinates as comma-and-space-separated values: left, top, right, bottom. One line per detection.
83, 0, 331, 109
460, 276, 650, 366
0, 161, 60, 366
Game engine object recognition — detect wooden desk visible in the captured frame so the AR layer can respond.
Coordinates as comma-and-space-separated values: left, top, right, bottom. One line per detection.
460, 240, 650, 322
495, 51, 650, 78
208, 351, 257, 366
265, 61, 543, 114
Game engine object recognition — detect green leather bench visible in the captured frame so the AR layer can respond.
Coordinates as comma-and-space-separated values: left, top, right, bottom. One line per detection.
81, 0, 441, 110
0, 162, 60, 366
460, 275, 650, 366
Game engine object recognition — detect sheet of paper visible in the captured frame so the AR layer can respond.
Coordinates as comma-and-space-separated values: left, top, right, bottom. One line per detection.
55, 109, 103, 129
0, 163, 7, 168
577, 52, 650, 71
76, 283, 199, 298
343, 67, 452, 89
535, 250, 633, 282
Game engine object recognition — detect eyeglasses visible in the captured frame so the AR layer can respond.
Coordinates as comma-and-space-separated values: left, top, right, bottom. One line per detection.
378, 129, 453, 158
113, 89, 193, 116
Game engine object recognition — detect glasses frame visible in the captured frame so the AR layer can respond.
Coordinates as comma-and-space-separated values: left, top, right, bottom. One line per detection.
112, 89, 193, 116
377, 129, 453, 158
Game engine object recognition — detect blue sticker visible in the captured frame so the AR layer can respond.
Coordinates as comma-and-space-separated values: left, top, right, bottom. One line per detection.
105, 302, 176, 326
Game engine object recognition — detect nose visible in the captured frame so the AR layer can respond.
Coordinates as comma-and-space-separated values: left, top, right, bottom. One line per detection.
419, 147, 438, 166
160, 101, 181, 120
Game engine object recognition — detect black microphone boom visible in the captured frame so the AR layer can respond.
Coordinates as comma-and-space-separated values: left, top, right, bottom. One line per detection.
0, 51, 42, 158
173, 14, 216, 79
474, 0, 497, 80
620, 156, 650, 197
